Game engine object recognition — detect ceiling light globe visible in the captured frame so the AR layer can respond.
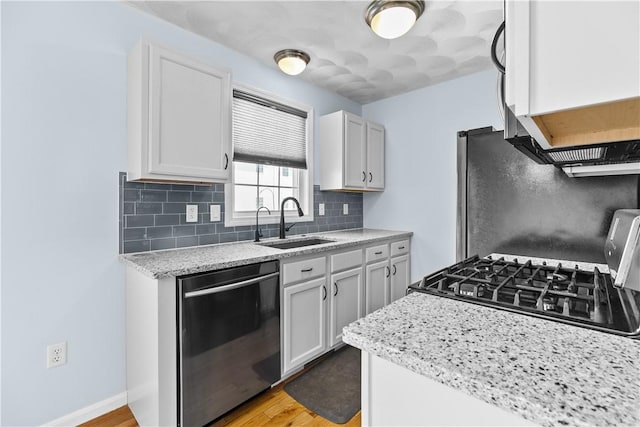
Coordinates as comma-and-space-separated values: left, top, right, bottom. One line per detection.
274, 49, 310, 75
371, 6, 417, 39
278, 56, 307, 75
365, 1, 425, 40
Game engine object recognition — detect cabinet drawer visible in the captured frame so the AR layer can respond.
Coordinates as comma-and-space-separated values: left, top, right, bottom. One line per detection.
390, 240, 409, 257
283, 256, 326, 285
331, 249, 363, 272
366, 244, 389, 263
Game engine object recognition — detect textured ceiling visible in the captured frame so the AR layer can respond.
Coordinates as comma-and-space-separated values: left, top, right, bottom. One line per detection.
127, 1, 504, 104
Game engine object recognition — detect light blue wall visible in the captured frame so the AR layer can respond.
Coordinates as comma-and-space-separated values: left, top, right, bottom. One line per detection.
0, 1, 359, 425
362, 70, 503, 281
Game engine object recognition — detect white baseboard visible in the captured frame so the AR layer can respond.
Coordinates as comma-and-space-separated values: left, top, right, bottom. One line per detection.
42, 391, 128, 427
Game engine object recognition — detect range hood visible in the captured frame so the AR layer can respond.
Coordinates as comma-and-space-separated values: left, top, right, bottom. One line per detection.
504, 100, 640, 177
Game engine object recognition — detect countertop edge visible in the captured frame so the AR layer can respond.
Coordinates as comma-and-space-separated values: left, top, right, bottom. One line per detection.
120, 229, 413, 279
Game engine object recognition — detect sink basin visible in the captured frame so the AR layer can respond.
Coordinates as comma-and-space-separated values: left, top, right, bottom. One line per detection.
259, 238, 334, 250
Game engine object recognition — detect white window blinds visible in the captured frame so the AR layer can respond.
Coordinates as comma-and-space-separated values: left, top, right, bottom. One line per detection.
232, 89, 308, 169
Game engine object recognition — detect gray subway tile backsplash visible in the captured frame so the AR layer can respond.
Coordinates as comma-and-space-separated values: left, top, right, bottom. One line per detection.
119, 172, 364, 254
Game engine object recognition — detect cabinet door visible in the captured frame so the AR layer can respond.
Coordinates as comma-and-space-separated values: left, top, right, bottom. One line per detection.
343, 112, 366, 189
329, 267, 364, 347
390, 255, 410, 303
282, 277, 326, 374
365, 260, 389, 315
366, 122, 385, 190
148, 44, 231, 180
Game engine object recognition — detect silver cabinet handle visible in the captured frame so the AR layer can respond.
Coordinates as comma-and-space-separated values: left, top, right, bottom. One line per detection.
184, 272, 279, 298
362, 171, 366, 182
393, 265, 397, 275
369, 172, 373, 182
375, 251, 383, 255
223, 153, 229, 170
322, 285, 327, 301
398, 246, 405, 250
385, 266, 390, 278
333, 282, 338, 296
301, 267, 313, 272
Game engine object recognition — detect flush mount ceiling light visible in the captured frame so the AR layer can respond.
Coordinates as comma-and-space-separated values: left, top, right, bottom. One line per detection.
365, 0, 425, 39
274, 49, 310, 76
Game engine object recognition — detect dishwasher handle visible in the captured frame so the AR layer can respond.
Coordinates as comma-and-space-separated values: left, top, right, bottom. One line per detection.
184, 271, 280, 298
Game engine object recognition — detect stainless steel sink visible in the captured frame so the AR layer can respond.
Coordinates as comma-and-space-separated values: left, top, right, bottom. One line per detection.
258, 238, 334, 250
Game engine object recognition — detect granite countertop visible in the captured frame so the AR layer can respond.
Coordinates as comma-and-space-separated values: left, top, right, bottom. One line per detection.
343, 292, 640, 427
120, 228, 412, 278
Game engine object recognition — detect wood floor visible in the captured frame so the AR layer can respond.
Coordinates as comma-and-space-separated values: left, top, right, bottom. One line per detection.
81, 382, 361, 427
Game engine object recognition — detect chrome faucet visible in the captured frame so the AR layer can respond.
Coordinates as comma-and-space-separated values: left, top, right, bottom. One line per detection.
279, 197, 304, 239
254, 206, 271, 242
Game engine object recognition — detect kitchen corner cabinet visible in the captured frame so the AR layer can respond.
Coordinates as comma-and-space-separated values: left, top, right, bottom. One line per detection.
505, 1, 640, 149
390, 240, 411, 303
128, 40, 232, 183
365, 240, 411, 315
319, 111, 385, 192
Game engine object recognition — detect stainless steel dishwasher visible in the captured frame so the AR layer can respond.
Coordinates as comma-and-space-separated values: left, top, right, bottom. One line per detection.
177, 260, 280, 426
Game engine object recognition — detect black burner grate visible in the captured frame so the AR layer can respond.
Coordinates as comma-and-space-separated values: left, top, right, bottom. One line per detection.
409, 255, 640, 337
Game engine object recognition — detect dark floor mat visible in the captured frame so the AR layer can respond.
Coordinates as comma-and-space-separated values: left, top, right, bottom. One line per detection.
284, 345, 360, 424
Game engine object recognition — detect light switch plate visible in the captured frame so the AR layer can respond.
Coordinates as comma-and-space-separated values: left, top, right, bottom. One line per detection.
319, 203, 325, 216
186, 205, 198, 223
210, 204, 221, 222
343, 204, 349, 215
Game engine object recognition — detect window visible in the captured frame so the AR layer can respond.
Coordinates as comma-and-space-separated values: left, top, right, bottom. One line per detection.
225, 84, 314, 227
233, 163, 302, 212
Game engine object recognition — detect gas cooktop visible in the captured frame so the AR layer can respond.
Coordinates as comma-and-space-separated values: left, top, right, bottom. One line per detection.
408, 254, 640, 337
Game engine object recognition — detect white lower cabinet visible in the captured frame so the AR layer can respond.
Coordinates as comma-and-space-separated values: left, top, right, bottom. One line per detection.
390, 254, 410, 303
365, 239, 411, 314
282, 276, 327, 375
365, 260, 389, 314
281, 239, 411, 376
329, 267, 364, 347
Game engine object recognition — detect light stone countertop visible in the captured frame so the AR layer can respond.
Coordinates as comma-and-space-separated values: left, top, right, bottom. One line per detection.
120, 228, 412, 278
343, 292, 640, 427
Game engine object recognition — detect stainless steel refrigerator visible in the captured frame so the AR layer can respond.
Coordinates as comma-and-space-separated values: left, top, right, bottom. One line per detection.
456, 127, 640, 263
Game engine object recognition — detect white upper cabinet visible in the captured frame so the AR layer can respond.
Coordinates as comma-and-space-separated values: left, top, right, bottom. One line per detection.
128, 41, 231, 183
366, 122, 385, 190
343, 113, 366, 188
319, 110, 385, 192
505, 0, 640, 149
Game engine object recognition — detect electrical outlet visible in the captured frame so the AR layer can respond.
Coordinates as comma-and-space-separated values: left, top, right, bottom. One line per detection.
343, 203, 349, 215
319, 203, 325, 216
47, 342, 67, 369
186, 205, 198, 223
210, 204, 221, 222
